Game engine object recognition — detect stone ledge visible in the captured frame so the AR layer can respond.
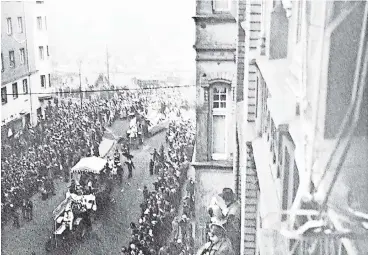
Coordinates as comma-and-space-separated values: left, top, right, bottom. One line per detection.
193, 14, 236, 23
191, 160, 233, 170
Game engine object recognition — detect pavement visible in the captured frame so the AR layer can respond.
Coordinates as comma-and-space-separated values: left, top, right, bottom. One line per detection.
1, 118, 168, 255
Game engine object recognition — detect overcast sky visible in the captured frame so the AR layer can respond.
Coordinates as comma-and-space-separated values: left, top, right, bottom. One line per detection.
47, 0, 195, 82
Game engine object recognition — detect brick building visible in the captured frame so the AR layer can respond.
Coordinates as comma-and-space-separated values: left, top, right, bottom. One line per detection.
193, 0, 368, 255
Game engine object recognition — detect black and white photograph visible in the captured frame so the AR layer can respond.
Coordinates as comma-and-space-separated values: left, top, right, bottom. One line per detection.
1, 0, 367, 254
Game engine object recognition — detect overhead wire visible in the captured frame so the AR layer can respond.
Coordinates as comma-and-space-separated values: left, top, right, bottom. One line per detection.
2, 84, 196, 97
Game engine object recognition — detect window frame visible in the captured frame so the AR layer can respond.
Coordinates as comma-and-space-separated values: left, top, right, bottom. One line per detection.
212, 87, 227, 109
39, 46, 44, 60
40, 75, 46, 87
210, 83, 230, 160
17, 17, 23, 33
37, 16, 43, 30
9, 51, 15, 67
6, 18, 12, 35
2, 87, 8, 104
20, 48, 25, 64
12, 82, 18, 99
23, 79, 28, 94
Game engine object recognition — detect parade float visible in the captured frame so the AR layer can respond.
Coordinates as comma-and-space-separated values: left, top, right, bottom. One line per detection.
45, 157, 113, 252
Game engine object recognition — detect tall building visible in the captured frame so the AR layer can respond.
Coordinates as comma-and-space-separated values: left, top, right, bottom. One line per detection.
192, 0, 239, 250
1, 0, 53, 136
193, 0, 368, 255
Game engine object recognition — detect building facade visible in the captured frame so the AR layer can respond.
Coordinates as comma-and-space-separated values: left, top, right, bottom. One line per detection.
194, 0, 368, 255
1, 0, 53, 135
241, 0, 368, 254
192, 0, 239, 251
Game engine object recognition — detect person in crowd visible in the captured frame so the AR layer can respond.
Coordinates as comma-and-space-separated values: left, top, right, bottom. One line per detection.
21, 199, 27, 220
117, 163, 124, 184
63, 205, 74, 231
220, 188, 241, 253
125, 158, 135, 179
196, 224, 235, 255
120, 116, 195, 255
149, 159, 155, 176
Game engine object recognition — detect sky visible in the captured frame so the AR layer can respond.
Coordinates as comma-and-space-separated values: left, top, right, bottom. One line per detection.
47, 0, 196, 83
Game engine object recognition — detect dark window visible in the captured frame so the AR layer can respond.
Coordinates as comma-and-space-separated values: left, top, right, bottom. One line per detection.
1, 87, 7, 104
12, 83, 18, 99
37, 16, 42, 29
17, 17, 23, 33
23, 79, 28, 94
20, 48, 25, 64
41, 75, 46, 87
46, 46, 49, 56
6, 18, 12, 35
39, 46, 44, 60
48, 74, 51, 87
9, 51, 15, 67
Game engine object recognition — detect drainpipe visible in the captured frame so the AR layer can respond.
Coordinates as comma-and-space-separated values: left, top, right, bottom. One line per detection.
22, 1, 35, 127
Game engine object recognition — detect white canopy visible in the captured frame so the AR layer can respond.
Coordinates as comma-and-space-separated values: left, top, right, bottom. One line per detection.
71, 156, 107, 174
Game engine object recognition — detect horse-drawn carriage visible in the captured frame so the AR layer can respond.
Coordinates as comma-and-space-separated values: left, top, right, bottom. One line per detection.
45, 157, 113, 252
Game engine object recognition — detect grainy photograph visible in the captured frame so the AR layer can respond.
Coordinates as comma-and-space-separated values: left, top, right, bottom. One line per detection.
1, 0, 367, 255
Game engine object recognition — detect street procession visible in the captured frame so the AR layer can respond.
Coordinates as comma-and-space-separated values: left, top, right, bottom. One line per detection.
3, 0, 368, 254
2, 87, 196, 254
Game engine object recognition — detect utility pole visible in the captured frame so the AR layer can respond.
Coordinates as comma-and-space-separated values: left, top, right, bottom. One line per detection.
78, 60, 82, 108
106, 46, 110, 87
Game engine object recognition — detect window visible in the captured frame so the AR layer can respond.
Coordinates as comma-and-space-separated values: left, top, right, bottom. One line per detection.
213, 0, 230, 12
39, 46, 44, 60
17, 17, 23, 33
9, 51, 15, 67
37, 16, 43, 30
6, 18, 12, 35
48, 74, 51, 87
296, 0, 302, 43
1, 87, 7, 104
1, 53, 4, 72
47, 46, 49, 57
20, 48, 25, 64
12, 83, 18, 99
40, 75, 46, 87
23, 79, 28, 94
45, 16, 47, 30
213, 87, 227, 108
36, 1, 44, 4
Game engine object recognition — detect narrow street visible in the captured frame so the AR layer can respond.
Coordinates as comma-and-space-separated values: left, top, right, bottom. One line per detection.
1, 119, 168, 255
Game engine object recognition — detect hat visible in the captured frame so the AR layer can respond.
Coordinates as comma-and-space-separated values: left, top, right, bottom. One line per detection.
219, 188, 235, 202
209, 223, 226, 237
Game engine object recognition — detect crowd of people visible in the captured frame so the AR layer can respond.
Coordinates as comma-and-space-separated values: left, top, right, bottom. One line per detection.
120, 119, 195, 255
0, 89, 176, 227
